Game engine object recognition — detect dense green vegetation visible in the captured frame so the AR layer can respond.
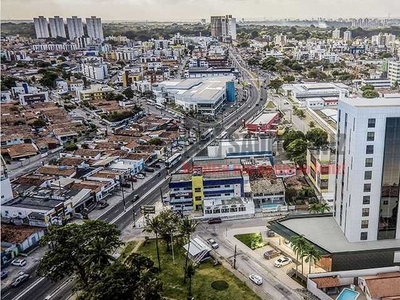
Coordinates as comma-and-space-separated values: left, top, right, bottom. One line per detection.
234, 233, 265, 250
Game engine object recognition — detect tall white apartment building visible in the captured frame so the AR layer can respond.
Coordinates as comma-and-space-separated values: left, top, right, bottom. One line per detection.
81, 58, 108, 80
332, 28, 341, 39
86, 16, 104, 41
210, 15, 236, 41
49, 16, 66, 38
33, 16, 50, 39
67, 16, 84, 40
335, 97, 400, 242
343, 30, 352, 41
388, 60, 400, 87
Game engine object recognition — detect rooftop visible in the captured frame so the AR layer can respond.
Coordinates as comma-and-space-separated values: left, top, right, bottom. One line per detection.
339, 96, 400, 108
363, 272, 400, 298
250, 178, 285, 195
278, 216, 400, 253
1, 224, 44, 245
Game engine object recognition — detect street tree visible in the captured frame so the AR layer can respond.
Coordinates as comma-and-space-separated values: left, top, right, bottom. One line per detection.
290, 235, 309, 277
143, 216, 162, 271
286, 139, 308, 166
306, 128, 329, 148
180, 217, 199, 283
304, 245, 322, 274
362, 89, 379, 98
37, 220, 121, 288
268, 78, 284, 93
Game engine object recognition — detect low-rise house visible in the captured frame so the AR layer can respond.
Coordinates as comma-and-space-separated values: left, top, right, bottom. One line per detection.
36, 165, 77, 178
1, 143, 39, 162
250, 177, 286, 211
1, 224, 45, 254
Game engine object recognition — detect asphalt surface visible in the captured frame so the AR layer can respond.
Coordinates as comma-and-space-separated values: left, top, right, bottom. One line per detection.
2, 49, 263, 300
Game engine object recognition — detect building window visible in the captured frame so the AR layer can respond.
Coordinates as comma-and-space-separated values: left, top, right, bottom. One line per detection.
225, 193, 231, 196
383, 200, 389, 205
224, 185, 230, 187
230, 207, 238, 212
364, 171, 372, 180
361, 220, 369, 229
194, 188, 201, 192
362, 208, 370, 217
363, 196, 370, 205
221, 208, 229, 213
195, 196, 202, 201
367, 132, 375, 141
368, 118, 376, 128
360, 232, 368, 240
363, 184, 371, 192
366, 145, 374, 154
239, 206, 246, 212
365, 158, 373, 167
213, 208, 220, 214
205, 209, 212, 214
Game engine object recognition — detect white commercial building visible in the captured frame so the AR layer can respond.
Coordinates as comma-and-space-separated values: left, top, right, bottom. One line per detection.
67, 16, 84, 40
335, 97, 400, 242
49, 16, 66, 38
86, 16, 104, 41
81, 63, 108, 80
33, 16, 49, 39
388, 60, 400, 87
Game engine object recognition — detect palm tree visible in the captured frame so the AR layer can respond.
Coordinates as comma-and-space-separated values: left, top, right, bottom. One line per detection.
290, 235, 309, 277
84, 236, 120, 275
143, 215, 162, 271
186, 263, 196, 299
308, 203, 321, 214
318, 203, 331, 213
304, 245, 322, 274
180, 217, 198, 283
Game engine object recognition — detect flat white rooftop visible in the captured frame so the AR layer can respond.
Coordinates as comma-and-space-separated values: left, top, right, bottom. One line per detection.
339, 97, 400, 107
279, 216, 400, 253
250, 112, 279, 125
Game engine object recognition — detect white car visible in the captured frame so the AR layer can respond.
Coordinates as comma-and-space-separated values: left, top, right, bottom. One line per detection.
11, 259, 27, 267
207, 238, 219, 249
136, 174, 145, 179
274, 256, 292, 268
249, 273, 263, 285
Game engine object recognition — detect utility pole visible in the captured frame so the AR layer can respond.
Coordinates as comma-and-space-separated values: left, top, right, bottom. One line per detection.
120, 176, 126, 211
132, 211, 137, 228
233, 245, 237, 269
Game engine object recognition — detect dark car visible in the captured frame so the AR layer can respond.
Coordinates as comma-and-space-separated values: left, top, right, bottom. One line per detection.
98, 202, 109, 209
154, 164, 161, 169
145, 167, 155, 173
11, 274, 30, 287
132, 194, 140, 202
128, 177, 137, 182
120, 183, 131, 188
208, 218, 222, 224
1, 271, 8, 280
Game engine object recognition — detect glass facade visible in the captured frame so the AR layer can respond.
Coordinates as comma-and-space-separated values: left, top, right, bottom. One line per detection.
378, 117, 400, 240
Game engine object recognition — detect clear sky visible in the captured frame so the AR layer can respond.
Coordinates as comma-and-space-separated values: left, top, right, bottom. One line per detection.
1, 0, 399, 21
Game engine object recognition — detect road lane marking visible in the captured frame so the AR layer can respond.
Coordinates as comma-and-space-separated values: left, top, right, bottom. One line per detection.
13, 277, 45, 300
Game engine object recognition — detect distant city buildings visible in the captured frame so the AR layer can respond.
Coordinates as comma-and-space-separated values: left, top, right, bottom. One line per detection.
67, 16, 84, 40
343, 30, 352, 41
33, 16, 50, 39
388, 60, 400, 86
33, 15, 103, 41
86, 16, 104, 41
49, 16, 66, 38
332, 28, 341, 39
210, 15, 237, 41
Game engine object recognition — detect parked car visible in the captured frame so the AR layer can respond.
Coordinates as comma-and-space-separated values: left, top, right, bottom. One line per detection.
145, 167, 155, 173
274, 256, 292, 268
11, 259, 26, 267
128, 177, 137, 182
136, 174, 145, 179
11, 274, 30, 287
1, 271, 8, 280
263, 249, 281, 260
249, 274, 263, 285
208, 218, 222, 224
207, 238, 219, 249
120, 183, 131, 188
98, 202, 109, 209
138, 172, 146, 177
154, 164, 161, 169
267, 230, 275, 237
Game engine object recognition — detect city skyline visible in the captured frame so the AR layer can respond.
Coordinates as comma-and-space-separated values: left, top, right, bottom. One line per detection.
1, 0, 400, 21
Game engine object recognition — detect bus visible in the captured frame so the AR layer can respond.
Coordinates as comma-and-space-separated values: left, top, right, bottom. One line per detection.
165, 153, 182, 169
216, 130, 228, 140
200, 128, 214, 141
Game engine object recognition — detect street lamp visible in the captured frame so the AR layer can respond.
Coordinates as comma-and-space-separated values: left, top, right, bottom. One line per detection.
132, 211, 137, 228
